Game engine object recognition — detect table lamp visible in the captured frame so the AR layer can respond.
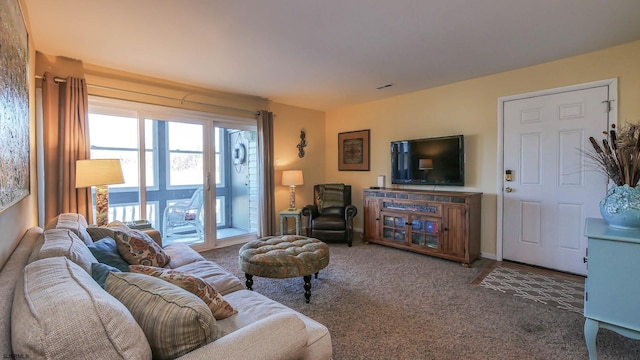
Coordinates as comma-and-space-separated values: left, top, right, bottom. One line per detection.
76, 159, 125, 226
282, 170, 304, 210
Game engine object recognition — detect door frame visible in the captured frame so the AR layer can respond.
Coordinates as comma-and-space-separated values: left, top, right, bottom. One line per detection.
496, 78, 618, 261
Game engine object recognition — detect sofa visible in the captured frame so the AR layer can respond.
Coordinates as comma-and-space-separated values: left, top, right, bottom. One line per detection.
0, 213, 332, 359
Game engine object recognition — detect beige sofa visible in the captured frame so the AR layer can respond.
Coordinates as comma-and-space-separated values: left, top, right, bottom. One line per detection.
0, 214, 332, 360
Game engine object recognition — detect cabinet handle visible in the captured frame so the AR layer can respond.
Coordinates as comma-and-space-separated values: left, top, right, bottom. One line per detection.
443, 227, 448, 231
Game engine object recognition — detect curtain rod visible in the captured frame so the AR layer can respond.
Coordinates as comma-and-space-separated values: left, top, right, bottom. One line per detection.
35, 74, 259, 115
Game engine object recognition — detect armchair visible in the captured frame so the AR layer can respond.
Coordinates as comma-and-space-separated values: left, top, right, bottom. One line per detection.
301, 184, 357, 247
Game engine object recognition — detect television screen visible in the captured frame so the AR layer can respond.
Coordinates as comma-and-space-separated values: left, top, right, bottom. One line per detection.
391, 135, 464, 186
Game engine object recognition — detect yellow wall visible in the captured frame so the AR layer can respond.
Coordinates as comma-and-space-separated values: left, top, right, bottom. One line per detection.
325, 40, 640, 257
0, 0, 39, 268
270, 102, 326, 233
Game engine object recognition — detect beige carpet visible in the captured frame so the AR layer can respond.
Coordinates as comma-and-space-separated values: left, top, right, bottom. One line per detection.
201, 237, 640, 359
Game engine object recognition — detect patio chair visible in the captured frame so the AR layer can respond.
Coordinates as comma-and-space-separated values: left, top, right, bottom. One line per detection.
162, 188, 204, 240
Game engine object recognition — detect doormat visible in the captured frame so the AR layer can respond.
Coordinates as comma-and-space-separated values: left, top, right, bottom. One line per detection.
478, 266, 584, 314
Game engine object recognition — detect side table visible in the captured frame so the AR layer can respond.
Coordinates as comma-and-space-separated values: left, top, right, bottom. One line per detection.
280, 209, 302, 235
583, 217, 640, 359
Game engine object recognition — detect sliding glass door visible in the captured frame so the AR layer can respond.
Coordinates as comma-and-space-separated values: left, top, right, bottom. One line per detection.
88, 96, 258, 250
214, 125, 258, 241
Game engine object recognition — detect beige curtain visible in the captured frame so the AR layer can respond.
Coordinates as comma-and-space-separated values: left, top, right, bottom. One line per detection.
257, 110, 276, 236
42, 72, 92, 224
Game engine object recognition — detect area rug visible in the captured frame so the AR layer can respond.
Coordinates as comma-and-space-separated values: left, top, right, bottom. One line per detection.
478, 266, 584, 314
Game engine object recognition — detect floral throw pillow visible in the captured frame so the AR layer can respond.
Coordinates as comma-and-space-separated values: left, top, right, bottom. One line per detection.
129, 265, 237, 320
114, 231, 170, 267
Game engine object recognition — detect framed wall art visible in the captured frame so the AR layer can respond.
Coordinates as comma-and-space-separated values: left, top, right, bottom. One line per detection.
338, 129, 370, 171
0, 0, 30, 212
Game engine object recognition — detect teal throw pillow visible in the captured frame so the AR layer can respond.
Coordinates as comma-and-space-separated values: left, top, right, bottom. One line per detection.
91, 262, 121, 288
87, 237, 130, 272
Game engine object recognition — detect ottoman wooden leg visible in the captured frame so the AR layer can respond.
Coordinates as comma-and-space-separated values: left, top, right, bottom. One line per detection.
314, 272, 319, 279
245, 273, 253, 290
303, 275, 312, 303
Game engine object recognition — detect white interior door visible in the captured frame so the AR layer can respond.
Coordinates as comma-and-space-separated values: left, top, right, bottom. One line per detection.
501, 83, 613, 275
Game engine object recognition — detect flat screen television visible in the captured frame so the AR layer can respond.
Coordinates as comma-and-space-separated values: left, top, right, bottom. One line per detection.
390, 135, 464, 186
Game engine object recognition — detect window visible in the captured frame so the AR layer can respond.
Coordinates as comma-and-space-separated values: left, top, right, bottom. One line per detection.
87, 96, 258, 249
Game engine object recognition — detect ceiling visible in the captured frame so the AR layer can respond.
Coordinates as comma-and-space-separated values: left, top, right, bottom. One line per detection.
23, 0, 640, 111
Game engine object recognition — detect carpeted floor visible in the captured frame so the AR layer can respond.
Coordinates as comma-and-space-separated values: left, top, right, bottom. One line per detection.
201, 237, 640, 360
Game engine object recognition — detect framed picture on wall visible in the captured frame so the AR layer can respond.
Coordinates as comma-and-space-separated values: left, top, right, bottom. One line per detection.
338, 129, 370, 171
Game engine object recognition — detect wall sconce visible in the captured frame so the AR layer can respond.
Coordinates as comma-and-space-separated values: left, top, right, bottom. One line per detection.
297, 130, 307, 158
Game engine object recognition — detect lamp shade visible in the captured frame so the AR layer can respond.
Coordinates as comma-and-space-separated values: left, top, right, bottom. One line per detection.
76, 159, 125, 188
418, 158, 433, 170
282, 170, 304, 186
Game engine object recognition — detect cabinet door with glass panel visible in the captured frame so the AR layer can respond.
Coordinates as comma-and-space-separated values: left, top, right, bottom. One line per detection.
381, 211, 408, 245
380, 211, 442, 252
408, 215, 442, 252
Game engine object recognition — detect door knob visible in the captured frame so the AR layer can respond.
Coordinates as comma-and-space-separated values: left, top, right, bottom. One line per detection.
505, 187, 513, 193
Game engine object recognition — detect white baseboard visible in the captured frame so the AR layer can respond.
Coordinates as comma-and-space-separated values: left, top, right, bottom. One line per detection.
481, 252, 497, 260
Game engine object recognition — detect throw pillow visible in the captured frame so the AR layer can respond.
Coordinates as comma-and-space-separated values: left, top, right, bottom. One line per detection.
87, 237, 131, 272
92, 262, 122, 288
129, 265, 238, 320
114, 230, 170, 267
105, 272, 217, 360
32, 229, 98, 274
11, 257, 151, 359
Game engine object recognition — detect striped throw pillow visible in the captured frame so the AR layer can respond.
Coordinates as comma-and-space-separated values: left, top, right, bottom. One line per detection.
129, 265, 237, 319
105, 272, 217, 360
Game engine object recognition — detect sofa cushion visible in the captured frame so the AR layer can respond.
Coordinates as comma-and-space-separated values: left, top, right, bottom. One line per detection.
11, 257, 151, 359
105, 272, 217, 360
92, 262, 121, 288
130, 265, 237, 320
87, 237, 131, 272
164, 242, 206, 268
31, 229, 97, 274
114, 230, 171, 267
44, 213, 93, 244
173, 260, 244, 296
221, 290, 332, 360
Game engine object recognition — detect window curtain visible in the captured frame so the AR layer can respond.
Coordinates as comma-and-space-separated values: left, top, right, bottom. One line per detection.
42, 72, 92, 224
257, 110, 275, 236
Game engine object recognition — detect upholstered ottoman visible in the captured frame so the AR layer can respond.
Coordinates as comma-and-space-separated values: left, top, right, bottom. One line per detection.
239, 235, 330, 303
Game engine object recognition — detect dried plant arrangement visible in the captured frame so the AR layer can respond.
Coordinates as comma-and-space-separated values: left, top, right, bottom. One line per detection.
587, 122, 640, 187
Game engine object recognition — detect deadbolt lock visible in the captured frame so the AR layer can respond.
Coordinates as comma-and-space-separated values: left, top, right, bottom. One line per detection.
505, 170, 513, 182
